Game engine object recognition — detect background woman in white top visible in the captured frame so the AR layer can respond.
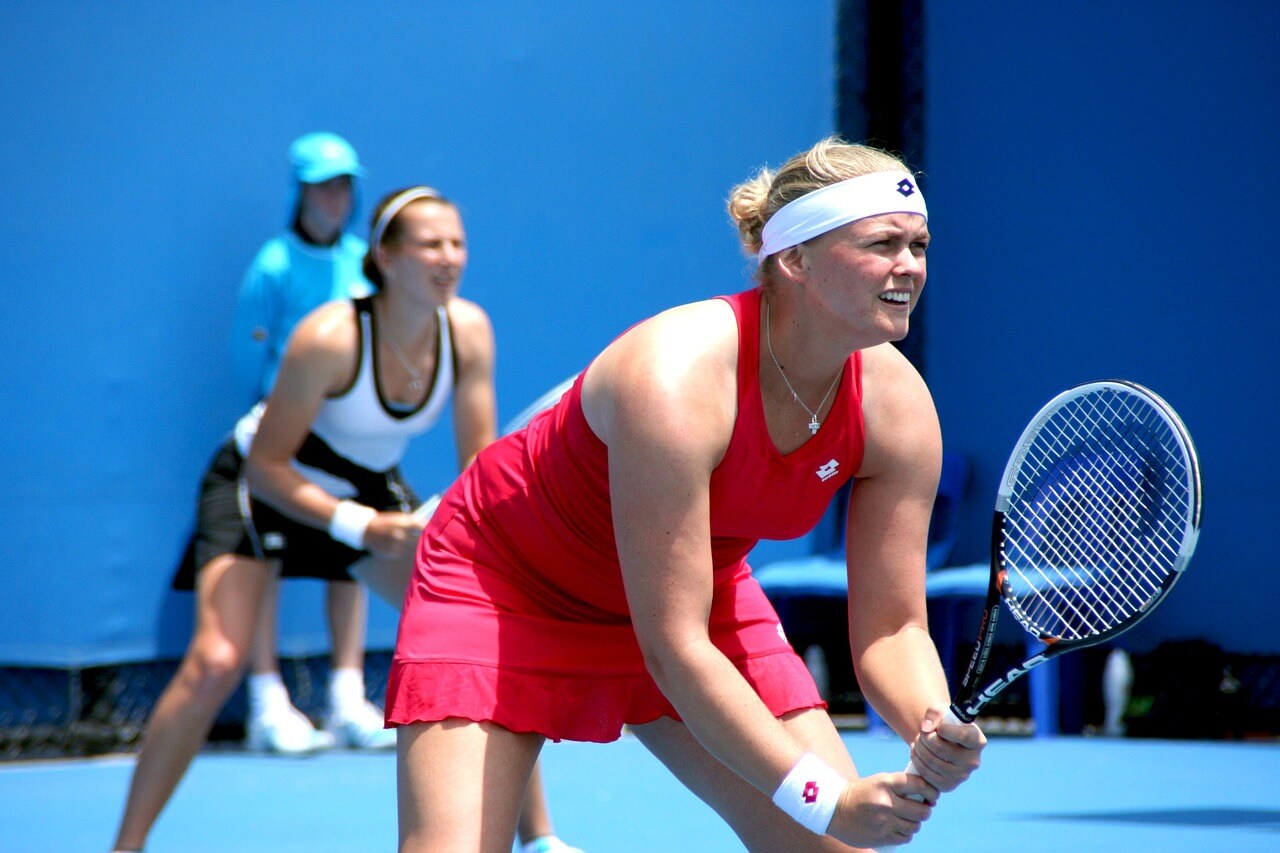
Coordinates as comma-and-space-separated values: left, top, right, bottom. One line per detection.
113, 187, 578, 853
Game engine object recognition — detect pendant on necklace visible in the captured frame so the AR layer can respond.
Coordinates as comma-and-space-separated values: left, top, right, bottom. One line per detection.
808, 416, 820, 435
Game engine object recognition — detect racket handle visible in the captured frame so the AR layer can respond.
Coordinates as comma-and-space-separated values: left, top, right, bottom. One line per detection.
903, 707, 964, 801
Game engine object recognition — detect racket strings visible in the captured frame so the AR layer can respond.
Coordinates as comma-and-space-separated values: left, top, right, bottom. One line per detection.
1001, 391, 1193, 641
1010, 452, 1174, 631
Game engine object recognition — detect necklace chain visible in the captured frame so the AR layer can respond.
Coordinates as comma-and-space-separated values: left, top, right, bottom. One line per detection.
764, 298, 840, 436
377, 304, 428, 391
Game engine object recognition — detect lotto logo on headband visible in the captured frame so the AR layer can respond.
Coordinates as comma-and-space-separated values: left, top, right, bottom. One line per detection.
897, 178, 917, 197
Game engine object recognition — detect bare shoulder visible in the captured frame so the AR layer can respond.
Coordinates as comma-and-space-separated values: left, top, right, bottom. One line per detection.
623, 298, 737, 360
445, 296, 495, 374
287, 300, 359, 360
857, 343, 941, 480
859, 342, 930, 407
445, 295, 493, 336
599, 298, 738, 402
276, 300, 359, 396
583, 298, 738, 452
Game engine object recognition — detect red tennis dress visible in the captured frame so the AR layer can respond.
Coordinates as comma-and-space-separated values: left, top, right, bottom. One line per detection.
386, 288, 866, 742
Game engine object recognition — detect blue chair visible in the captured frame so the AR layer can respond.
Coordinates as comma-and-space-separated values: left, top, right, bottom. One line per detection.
753, 451, 1061, 736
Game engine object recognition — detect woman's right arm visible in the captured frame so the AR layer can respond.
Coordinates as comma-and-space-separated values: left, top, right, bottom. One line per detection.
245, 302, 421, 559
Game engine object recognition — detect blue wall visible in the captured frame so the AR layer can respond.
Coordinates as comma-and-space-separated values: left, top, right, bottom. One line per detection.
923, 2, 1279, 652
2, 1, 1276, 667
0, 1, 833, 665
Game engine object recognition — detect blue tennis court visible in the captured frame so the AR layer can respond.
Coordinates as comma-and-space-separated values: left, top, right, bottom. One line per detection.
3, 3, 1279, 852
3, 730, 1276, 851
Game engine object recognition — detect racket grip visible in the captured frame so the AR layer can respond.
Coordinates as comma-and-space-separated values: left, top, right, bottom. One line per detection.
903, 707, 964, 801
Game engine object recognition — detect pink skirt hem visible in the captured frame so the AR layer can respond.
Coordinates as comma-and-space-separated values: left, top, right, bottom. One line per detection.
385, 648, 825, 743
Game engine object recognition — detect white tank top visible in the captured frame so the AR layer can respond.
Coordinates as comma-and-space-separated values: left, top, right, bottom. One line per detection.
235, 298, 452, 494
310, 297, 452, 471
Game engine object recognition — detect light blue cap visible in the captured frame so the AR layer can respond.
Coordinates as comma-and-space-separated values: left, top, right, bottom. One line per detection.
289, 132, 364, 184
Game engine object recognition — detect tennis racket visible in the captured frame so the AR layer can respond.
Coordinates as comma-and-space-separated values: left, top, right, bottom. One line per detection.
905, 379, 1201, 781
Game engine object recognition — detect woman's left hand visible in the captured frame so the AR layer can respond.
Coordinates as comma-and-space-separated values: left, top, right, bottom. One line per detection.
363, 511, 426, 559
907, 707, 986, 794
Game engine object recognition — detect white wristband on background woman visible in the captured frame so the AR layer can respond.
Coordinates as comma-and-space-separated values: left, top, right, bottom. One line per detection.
328, 500, 377, 550
772, 752, 847, 835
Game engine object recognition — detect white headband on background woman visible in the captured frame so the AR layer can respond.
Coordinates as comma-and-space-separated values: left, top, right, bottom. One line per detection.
370, 186, 442, 248
757, 171, 927, 261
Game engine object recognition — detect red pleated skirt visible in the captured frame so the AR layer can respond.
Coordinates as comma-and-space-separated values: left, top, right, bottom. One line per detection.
386, 494, 824, 743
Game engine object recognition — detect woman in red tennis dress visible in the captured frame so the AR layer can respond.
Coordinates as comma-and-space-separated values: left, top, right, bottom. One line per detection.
388, 138, 987, 851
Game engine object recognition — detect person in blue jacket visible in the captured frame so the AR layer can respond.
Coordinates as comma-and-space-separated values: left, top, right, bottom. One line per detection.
227, 132, 389, 753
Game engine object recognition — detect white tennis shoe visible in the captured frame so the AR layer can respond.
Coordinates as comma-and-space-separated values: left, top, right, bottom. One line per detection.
245, 705, 336, 756
324, 699, 397, 750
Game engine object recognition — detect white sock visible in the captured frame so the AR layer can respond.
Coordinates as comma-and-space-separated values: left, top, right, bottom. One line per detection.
328, 667, 367, 719
247, 672, 291, 720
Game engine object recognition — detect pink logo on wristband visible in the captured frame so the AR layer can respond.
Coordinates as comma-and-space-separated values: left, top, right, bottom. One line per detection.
774, 753, 845, 835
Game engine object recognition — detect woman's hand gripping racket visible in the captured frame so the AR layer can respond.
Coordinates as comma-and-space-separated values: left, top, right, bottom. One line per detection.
905, 380, 1202, 786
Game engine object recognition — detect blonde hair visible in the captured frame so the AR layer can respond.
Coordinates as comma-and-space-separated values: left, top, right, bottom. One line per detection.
727, 137, 913, 265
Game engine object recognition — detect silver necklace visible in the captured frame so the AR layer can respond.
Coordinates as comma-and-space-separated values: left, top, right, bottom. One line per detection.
764, 298, 840, 435
377, 305, 427, 391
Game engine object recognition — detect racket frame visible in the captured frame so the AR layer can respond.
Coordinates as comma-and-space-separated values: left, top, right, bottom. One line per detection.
945, 379, 1201, 724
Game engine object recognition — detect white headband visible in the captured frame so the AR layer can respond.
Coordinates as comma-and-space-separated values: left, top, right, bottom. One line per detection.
757, 171, 927, 262
370, 186, 442, 248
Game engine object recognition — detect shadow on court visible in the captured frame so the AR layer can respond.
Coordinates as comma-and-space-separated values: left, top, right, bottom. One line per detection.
1026, 807, 1280, 829
0, 731, 1277, 851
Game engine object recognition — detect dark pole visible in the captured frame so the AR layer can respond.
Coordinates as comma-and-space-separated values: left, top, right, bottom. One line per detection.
835, 0, 927, 373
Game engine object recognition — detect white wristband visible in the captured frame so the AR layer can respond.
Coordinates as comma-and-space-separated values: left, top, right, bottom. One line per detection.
328, 500, 376, 550
772, 752, 847, 835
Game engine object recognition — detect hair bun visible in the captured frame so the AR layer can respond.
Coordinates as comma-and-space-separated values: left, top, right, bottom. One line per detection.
726, 168, 774, 257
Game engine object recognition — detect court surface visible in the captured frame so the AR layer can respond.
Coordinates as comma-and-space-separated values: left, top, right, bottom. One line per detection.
2, 730, 1276, 851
